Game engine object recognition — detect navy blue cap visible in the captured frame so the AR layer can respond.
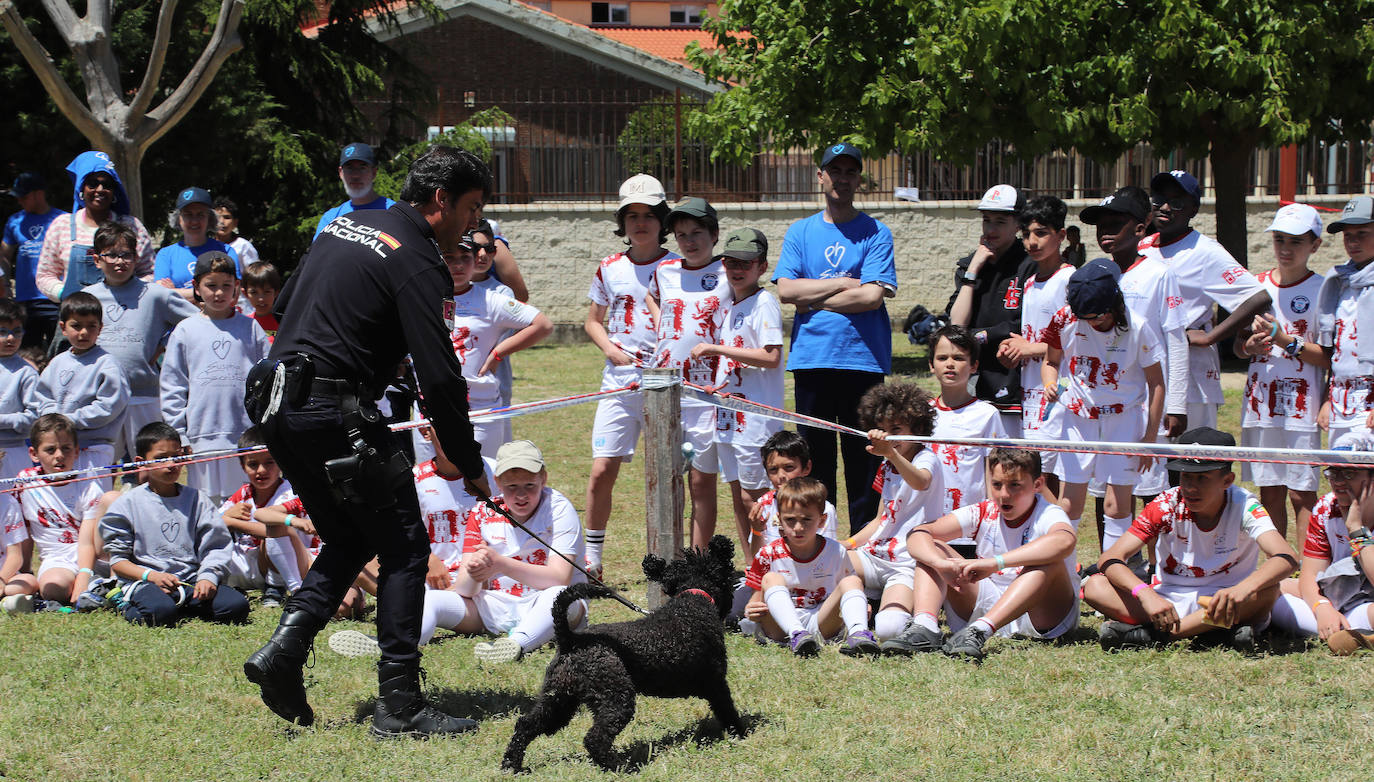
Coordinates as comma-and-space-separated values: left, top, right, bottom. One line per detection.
1150, 170, 1202, 203
1165, 427, 1235, 472
175, 186, 213, 211
339, 142, 376, 166
1080, 186, 1150, 225
11, 172, 44, 197
1066, 257, 1123, 319
819, 142, 863, 170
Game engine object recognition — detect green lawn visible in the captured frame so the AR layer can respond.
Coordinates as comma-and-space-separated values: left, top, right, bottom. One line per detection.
1, 337, 1369, 781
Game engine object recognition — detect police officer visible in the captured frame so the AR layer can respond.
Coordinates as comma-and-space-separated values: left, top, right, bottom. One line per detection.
243, 146, 490, 738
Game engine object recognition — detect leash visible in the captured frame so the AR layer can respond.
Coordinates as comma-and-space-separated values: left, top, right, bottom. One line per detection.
469, 485, 650, 616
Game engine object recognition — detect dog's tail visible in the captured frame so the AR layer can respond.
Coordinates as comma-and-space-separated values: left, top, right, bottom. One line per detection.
552, 582, 613, 646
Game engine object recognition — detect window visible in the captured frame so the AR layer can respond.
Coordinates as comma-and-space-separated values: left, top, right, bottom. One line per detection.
669, 4, 704, 26
524, 0, 551, 9
591, 2, 629, 24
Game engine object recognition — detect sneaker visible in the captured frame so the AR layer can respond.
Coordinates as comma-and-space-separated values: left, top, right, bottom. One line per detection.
328, 629, 381, 658
1127, 553, 1153, 583
1, 595, 35, 615
879, 622, 944, 655
839, 630, 881, 657
787, 629, 822, 657
474, 636, 524, 663
262, 584, 286, 608
74, 590, 107, 612
1327, 628, 1374, 656
1228, 624, 1256, 653
1098, 620, 1158, 651
943, 623, 990, 661
584, 562, 604, 583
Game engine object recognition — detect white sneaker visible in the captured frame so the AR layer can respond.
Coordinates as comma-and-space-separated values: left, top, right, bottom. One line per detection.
473, 636, 523, 663
328, 629, 381, 657
1, 595, 35, 615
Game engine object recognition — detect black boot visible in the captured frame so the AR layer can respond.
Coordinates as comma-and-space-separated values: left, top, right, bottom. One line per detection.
243, 609, 321, 726
371, 660, 477, 739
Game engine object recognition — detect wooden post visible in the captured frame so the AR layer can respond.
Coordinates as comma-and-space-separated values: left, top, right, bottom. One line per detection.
641, 368, 684, 608
1279, 145, 1297, 203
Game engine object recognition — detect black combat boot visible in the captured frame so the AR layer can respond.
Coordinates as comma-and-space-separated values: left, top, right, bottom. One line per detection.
370, 660, 478, 739
243, 609, 321, 726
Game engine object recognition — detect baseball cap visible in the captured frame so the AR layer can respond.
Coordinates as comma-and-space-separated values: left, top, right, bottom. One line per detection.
819, 142, 863, 170
976, 184, 1024, 213
1065, 257, 1122, 318
193, 250, 236, 279
1165, 427, 1235, 473
1266, 203, 1324, 238
455, 232, 479, 253
339, 142, 376, 166
494, 439, 545, 476
665, 197, 717, 228
1150, 170, 1202, 202
175, 186, 213, 211
11, 172, 44, 197
1331, 431, 1374, 453
618, 174, 667, 211
1079, 186, 1151, 225
1327, 196, 1374, 234
721, 228, 767, 261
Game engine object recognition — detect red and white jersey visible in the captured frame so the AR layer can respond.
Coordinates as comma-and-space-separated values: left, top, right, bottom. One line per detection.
1043, 306, 1164, 419
1128, 486, 1277, 589
930, 397, 1006, 513
14, 466, 103, 559
1301, 493, 1351, 564
586, 249, 677, 365
744, 536, 852, 609
712, 288, 784, 446
1242, 270, 1323, 431
860, 449, 945, 562
648, 257, 725, 387
461, 487, 584, 597
449, 285, 540, 408
1141, 230, 1265, 404
415, 459, 483, 570
1324, 282, 1372, 429
952, 496, 1079, 591
1019, 264, 1074, 436
753, 488, 839, 546
219, 480, 296, 549
277, 495, 323, 555
0, 492, 28, 570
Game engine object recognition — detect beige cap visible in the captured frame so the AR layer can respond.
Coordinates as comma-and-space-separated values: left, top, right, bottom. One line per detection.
494, 439, 545, 476
618, 174, 666, 211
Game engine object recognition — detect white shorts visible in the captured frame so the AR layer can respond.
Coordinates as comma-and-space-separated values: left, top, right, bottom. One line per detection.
857, 550, 914, 596
474, 418, 510, 476
0, 445, 33, 478
78, 444, 114, 492
717, 442, 768, 490
472, 587, 555, 634
1241, 428, 1320, 491
750, 603, 843, 642
114, 397, 162, 462
36, 546, 79, 578
224, 542, 267, 589
945, 575, 1080, 640
1060, 412, 1145, 485
684, 423, 719, 475
591, 366, 644, 460
1000, 411, 1022, 440
1186, 403, 1219, 429
1153, 581, 1270, 631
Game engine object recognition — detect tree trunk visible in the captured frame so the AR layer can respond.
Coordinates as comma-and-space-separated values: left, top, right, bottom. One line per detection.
108, 143, 147, 223
1208, 138, 1255, 268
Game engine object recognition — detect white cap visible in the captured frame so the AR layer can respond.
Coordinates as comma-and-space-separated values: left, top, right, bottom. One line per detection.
976, 184, 1022, 212
618, 174, 666, 211
494, 439, 545, 476
1266, 203, 1323, 238
1332, 431, 1374, 453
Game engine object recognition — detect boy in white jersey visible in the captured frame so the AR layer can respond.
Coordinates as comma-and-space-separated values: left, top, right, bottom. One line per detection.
746, 430, 838, 559
895, 448, 1080, 660
583, 174, 676, 576
1234, 204, 1328, 543
1143, 170, 1271, 428
691, 228, 783, 558
219, 428, 298, 601
743, 478, 875, 656
846, 382, 945, 643
1085, 428, 1298, 651
997, 196, 1074, 496
928, 325, 1006, 515
1316, 196, 1374, 444
0, 492, 39, 608
469, 221, 517, 407
13, 414, 104, 606
648, 197, 724, 548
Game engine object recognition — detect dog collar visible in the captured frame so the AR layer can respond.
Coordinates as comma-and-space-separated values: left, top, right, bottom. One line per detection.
681, 588, 715, 604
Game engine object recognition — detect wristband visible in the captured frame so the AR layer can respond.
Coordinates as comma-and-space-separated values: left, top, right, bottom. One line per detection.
1269, 320, 1281, 340
1131, 582, 1151, 598
284, 514, 296, 528
78, 567, 94, 576
843, 537, 857, 550
1313, 599, 1332, 611
140, 568, 151, 582
994, 554, 1006, 571
491, 351, 503, 363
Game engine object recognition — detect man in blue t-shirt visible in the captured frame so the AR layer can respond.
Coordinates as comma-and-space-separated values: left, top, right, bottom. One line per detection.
773, 142, 897, 533
1, 173, 66, 348
312, 142, 396, 239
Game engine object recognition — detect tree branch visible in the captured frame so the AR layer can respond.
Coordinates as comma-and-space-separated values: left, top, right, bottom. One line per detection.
87, 0, 111, 32
129, 0, 183, 118
140, 0, 244, 147
0, 0, 107, 142
36, 0, 79, 35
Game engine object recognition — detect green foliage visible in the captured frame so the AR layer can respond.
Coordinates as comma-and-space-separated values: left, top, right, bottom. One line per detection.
372, 106, 509, 202
617, 95, 711, 180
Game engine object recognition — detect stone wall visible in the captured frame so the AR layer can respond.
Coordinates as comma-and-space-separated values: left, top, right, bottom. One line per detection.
488, 195, 1355, 337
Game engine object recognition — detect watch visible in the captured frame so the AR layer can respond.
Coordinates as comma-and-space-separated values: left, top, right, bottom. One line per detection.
1349, 526, 1371, 541
962, 269, 978, 283
1283, 335, 1305, 358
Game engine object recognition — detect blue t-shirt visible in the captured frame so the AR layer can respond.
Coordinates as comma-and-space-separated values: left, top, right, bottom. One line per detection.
153, 240, 240, 289
313, 196, 396, 238
773, 211, 897, 374
3, 208, 66, 301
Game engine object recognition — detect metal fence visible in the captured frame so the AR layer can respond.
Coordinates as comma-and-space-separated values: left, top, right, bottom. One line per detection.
374, 89, 1374, 203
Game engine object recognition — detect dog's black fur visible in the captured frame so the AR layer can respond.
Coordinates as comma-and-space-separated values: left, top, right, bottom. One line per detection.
501, 535, 746, 772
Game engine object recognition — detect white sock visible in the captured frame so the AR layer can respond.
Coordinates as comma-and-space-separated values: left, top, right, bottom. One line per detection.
421, 589, 467, 645
972, 617, 996, 635
1269, 593, 1317, 636
763, 585, 803, 635
912, 611, 939, 633
839, 589, 869, 635
264, 534, 303, 591
584, 528, 606, 569
1103, 515, 1132, 552
873, 608, 911, 641
509, 587, 565, 651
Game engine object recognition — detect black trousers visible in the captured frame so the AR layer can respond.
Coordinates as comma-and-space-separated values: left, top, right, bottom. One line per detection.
792, 369, 884, 535
261, 390, 430, 664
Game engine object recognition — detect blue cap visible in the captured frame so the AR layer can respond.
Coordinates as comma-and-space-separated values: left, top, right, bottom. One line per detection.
175, 186, 213, 211
340, 142, 376, 166
819, 142, 863, 170
1066, 257, 1123, 319
1150, 169, 1202, 203
11, 172, 44, 197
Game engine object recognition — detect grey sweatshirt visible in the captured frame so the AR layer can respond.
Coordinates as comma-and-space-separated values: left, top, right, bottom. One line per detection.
100, 483, 233, 586
0, 354, 40, 450
37, 345, 130, 447
85, 279, 199, 399
160, 313, 270, 449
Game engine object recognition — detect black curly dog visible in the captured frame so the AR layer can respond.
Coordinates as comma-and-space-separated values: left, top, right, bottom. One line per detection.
501, 535, 746, 772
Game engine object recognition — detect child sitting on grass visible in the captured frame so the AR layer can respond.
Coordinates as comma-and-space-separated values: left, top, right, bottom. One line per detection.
218, 427, 298, 604
99, 421, 249, 626
746, 431, 838, 558
0, 491, 38, 609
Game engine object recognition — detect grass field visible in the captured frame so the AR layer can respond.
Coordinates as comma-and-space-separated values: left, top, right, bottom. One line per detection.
2, 336, 1371, 781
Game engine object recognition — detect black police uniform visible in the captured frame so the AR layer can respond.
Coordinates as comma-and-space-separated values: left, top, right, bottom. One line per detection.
258, 202, 482, 663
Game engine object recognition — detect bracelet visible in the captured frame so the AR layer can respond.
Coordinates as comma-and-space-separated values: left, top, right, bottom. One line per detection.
284, 514, 296, 528
491, 351, 503, 363
1269, 320, 1281, 340
1131, 582, 1151, 598
843, 537, 857, 550
1312, 598, 1332, 611
78, 567, 94, 576
1353, 537, 1368, 557
140, 568, 151, 582
994, 554, 1006, 570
